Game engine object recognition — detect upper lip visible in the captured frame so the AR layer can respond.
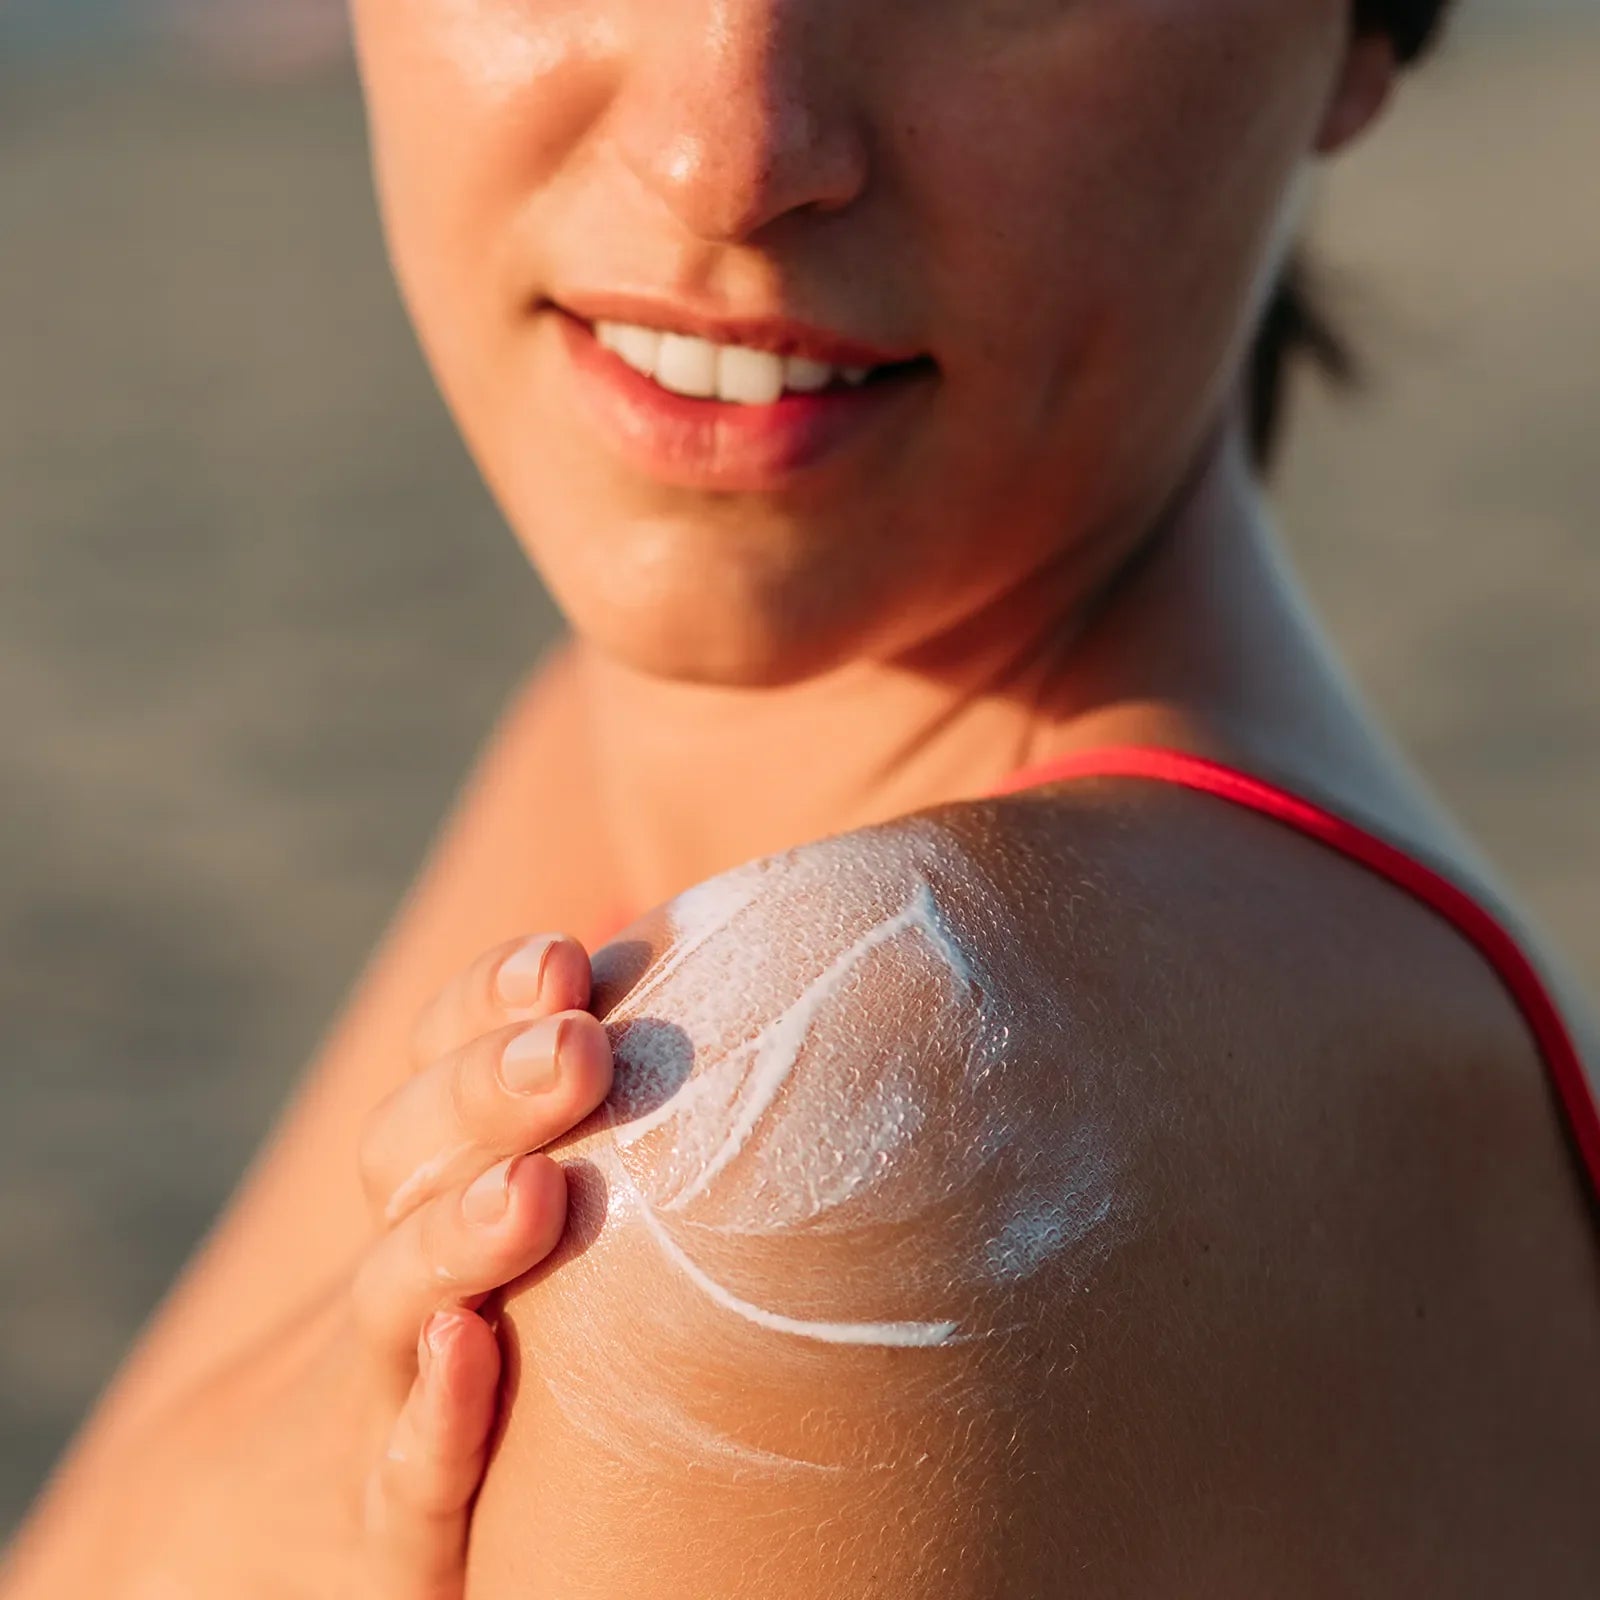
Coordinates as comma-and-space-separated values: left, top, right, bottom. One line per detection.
550, 288, 927, 370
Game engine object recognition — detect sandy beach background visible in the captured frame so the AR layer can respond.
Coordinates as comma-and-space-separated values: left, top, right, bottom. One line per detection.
2, 2, 1597, 1535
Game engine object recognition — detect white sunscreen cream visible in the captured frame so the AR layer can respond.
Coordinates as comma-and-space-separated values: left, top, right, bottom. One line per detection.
529, 816, 1131, 1470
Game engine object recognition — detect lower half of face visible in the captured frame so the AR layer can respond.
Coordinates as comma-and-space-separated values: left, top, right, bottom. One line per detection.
352, 0, 1350, 685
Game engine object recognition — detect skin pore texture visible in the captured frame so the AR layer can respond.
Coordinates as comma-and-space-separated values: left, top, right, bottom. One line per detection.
601, 822, 1117, 1331
526, 816, 1128, 1478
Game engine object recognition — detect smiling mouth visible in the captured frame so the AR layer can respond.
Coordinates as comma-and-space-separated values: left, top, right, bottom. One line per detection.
578, 314, 937, 407
556, 308, 938, 491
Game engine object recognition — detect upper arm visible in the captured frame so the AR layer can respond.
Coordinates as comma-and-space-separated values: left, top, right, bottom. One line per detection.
469, 814, 1138, 1596
469, 793, 1600, 1597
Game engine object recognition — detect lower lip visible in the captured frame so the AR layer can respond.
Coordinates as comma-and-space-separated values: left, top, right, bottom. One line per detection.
553, 309, 935, 492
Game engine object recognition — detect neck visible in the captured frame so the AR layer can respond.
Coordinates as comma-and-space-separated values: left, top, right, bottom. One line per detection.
575, 418, 1425, 912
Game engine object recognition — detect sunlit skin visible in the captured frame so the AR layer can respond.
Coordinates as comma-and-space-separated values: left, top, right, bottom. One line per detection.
347, 0, 1414, 915
5, 2, 1599, 1597
355, 0, 1366, 683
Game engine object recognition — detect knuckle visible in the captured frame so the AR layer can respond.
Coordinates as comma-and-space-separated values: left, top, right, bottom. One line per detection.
452, 1030, 524, 1152
444, 1041, 481, 1141
356, 1097, 399, 1206
373, 1448, 439, 1527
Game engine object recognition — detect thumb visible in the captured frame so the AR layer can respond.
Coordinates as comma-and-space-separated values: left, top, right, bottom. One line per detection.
364, 1310, 502, 1598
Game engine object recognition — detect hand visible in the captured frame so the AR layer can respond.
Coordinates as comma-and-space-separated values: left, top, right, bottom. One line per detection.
351, 928, 616, 1594
61, 932, 614, 1600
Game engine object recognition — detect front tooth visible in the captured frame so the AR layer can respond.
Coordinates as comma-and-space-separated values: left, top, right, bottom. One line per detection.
654, 332, 720, 398
716, 346, 786, 405
841, 365, 871, 387
784, 355, 834, 393
606, 321, 663, 378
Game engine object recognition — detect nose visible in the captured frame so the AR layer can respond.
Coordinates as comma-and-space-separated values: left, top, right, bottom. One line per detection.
613, 0, 870, 244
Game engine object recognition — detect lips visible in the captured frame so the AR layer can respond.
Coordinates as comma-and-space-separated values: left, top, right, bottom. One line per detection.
552, 308, 937, 493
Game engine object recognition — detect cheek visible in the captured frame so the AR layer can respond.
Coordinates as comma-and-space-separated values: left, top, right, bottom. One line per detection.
351, 1, 601, 396
347, 0, 1346, 683
915, 2, 1341, 458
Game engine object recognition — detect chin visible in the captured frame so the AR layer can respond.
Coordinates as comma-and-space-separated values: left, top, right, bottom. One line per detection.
570, 592, 874, 689
538, 533, 897, 687
593, 620, 857, 690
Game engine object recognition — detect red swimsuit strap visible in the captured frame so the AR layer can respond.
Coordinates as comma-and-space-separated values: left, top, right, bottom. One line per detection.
990, 744, 1600, 1201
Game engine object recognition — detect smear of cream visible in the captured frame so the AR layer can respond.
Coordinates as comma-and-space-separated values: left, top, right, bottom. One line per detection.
648, 886, 930, 1212
521, 1141, 850, 1476
531, 816, 1133, 1469
635, 1186, 960, 1348
602, 822, 1127, 1313
611, 872, 764, 1022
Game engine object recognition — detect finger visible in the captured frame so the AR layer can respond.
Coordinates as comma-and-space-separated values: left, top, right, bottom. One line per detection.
351, 1153, 568, 1370
363, 1010, 614, 1226
365, 1311, 500, 1596
409, 932, 593, 1071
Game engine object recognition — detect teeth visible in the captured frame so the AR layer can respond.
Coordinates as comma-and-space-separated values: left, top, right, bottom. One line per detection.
717, 345, 787, 405
600, 320, 663, 377
783, 355, 834, 393
592, 319, 883, 403
654, 331, 720, 398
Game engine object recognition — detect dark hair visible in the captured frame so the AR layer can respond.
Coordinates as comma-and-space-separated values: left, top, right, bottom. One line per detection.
1250, 1, 1455, 470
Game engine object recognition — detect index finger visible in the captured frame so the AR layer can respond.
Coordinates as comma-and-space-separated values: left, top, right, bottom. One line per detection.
408, 933, 593, 1070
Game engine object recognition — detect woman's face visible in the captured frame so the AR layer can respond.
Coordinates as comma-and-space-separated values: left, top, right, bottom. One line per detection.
350, 0, 1387, 685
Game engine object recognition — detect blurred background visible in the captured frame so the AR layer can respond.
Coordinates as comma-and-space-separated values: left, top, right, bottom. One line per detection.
2, 0, 1597, 1539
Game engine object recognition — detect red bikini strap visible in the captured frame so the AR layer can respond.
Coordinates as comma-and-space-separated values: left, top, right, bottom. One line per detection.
991, 745, 1600, 1198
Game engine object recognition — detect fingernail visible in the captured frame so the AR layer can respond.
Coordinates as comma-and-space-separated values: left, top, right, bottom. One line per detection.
418, 1312, 445, 1373
496, 935, 558, 1008
500, 1015, 565, 1095
422, 1311, 455, 1368
462, 1156, 518, 1226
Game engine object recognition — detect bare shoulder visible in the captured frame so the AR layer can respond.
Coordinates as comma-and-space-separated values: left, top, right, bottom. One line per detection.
470, 790, 1600, 1596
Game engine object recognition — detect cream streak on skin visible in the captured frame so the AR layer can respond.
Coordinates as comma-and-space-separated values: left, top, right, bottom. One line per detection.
527, 816, 1132, 1469
601, 823, 1116, 1278
626, 885, 939, 1216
